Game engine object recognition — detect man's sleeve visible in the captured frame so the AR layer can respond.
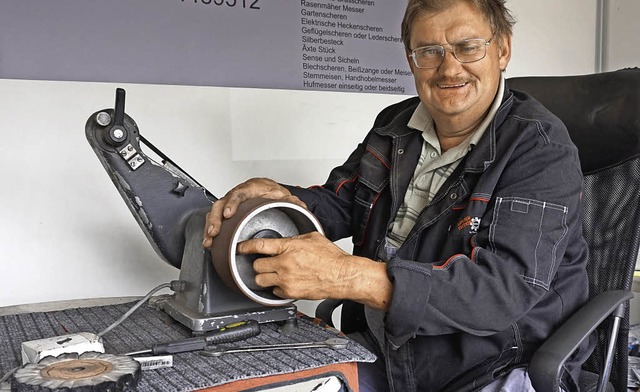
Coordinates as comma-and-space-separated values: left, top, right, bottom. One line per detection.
282, 139, 367, 242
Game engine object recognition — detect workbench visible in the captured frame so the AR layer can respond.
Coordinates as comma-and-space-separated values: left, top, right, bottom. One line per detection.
0, 297, 375, 391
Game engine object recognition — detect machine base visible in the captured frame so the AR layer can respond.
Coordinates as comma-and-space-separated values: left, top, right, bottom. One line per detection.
161, 297, 297, 332
164, 210, 298, 333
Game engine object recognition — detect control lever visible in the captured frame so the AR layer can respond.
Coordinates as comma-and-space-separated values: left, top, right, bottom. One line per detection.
106, 88, 128, 146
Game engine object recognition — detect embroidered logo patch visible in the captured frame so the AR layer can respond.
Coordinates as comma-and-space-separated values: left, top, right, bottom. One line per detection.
457, 216, 481, 234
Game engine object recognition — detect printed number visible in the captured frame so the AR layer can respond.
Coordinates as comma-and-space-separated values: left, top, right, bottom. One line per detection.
184, 0, 260, 9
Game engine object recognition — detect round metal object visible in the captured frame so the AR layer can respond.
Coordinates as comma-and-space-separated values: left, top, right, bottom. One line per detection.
12, 352, 140, 391
95, 112, 112, 127
211, 198, 324, 306
106, 126, 127, 146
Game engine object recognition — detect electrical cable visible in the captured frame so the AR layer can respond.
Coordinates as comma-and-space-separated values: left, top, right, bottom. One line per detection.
96, 281, 177, 338
0, 367, 19, 384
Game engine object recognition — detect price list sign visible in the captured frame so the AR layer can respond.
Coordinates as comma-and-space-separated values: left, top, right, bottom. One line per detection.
0, 0, 414, 95
300, 0, 413, 94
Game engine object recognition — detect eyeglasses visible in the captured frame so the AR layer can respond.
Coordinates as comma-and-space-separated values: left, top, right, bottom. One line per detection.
409, 35, 494, 69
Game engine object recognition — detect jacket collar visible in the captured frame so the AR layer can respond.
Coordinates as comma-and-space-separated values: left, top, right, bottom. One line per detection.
372, 98, 422, 138
372, 85, 515, 172
463, 86, 515, 171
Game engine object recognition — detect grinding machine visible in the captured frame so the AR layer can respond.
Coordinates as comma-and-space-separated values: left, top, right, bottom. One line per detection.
84, 88, 324, 333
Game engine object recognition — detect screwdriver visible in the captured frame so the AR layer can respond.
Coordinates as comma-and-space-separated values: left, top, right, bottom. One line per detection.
124, 319, 260, 356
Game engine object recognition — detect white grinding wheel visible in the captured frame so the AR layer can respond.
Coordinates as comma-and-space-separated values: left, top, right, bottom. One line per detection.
11, 351, 140, 391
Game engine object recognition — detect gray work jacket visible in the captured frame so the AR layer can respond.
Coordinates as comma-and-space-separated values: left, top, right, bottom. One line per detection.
287, 84, 591, 391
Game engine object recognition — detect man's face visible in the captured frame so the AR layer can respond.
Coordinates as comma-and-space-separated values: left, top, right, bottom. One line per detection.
406, 1, 511, 125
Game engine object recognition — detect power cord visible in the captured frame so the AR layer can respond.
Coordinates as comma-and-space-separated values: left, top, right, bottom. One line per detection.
97, 280, 183, 338
0, 367, 19, 385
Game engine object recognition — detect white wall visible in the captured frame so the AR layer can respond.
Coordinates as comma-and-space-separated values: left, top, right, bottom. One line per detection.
606, 0, 640, 71
507, 0, 597, 77
0, 1, 601, 317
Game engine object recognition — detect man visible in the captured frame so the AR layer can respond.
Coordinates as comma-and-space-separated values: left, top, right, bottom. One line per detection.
203, 0, 591, 390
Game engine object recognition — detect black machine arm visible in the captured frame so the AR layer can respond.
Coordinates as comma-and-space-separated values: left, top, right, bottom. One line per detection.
85, 88, 216, 269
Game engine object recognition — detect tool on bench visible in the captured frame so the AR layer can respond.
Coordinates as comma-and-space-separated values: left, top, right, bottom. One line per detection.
199, 338, 349, 357
124, 319, 260, 356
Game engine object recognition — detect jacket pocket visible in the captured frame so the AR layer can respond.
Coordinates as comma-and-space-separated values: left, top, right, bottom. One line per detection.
489, 197, 569, 289
352, 147, 389, 245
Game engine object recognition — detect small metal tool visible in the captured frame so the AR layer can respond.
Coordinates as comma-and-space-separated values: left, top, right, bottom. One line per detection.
199, 338, 349, 357
124, 319, 260, 356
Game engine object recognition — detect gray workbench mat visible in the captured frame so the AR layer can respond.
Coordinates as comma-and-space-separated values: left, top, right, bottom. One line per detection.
0, 301, 375, 391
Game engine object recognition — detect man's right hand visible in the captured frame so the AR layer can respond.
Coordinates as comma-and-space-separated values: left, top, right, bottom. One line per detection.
202, 177, 307, 248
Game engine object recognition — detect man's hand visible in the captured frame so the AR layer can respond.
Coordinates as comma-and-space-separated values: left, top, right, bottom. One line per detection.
202, 177, 393, 310
202, 177, 306, 248
238, 232, 393, 310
